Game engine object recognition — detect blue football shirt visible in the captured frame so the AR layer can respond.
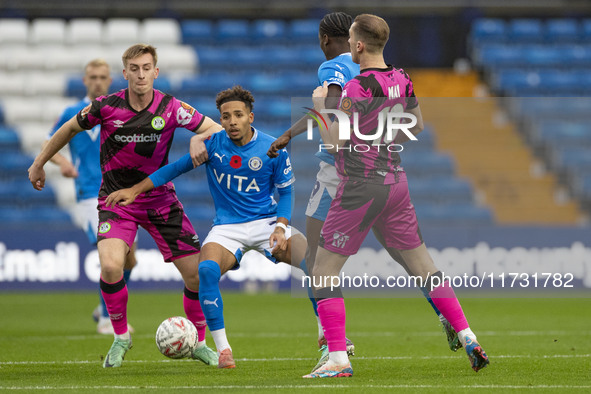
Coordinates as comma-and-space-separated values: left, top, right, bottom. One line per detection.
316, 52, 360, 165
150, 128, 294, 226
48, 97, 102, 201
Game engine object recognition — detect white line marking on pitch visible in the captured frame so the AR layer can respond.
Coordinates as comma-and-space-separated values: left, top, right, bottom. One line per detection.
8, 329, 591, 342
1, 354, 588, 365
1, 384, 591, 390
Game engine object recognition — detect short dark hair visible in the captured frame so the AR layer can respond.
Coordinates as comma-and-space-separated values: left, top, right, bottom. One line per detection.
352, 14, 390, 53
319, 12, 353, 38
216, 85, 255, 112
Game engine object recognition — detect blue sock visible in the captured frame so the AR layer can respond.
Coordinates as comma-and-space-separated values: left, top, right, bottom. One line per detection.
421, 286, 442, 316
198, 260, 224, 331
123, 269, 132, 283
299, 258, 318, 316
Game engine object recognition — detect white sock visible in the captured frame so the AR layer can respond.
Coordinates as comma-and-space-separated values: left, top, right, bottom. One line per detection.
196, 340, 206, 349
211, 328, 231, 353
328, 351, 349, 366
115, 331, 130, 341
458, 328, 476, 348
317, 316, 324, 339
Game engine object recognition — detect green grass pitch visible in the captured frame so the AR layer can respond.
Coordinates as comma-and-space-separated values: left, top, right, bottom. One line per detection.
1, 291, 590, 393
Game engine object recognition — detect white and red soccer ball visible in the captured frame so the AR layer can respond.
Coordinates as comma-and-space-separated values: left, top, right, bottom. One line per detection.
155, 316, 197, 359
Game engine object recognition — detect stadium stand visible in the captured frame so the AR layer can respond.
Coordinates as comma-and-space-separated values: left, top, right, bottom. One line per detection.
469, 17, 589, 222
0, 17, 493, 228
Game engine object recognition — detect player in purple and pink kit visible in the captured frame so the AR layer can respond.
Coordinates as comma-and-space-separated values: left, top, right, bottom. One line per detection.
28, 44, 221, 368
303, 14, 489, 378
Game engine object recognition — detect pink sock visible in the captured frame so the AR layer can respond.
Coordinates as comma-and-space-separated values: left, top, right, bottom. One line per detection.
183, 289, 206, 342
429, 281, 469, 332
317, 298, 347, 352
100, 276, 128, 335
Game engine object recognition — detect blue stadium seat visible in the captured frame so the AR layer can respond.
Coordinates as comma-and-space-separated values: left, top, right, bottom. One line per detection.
181, 20, 214, 45
508, 19, 544, 42
553, 147, 591, 173
216, 19, 250, 42
184, 204, 217, 221
524, 46, 563, 67
247, 73, 290, 94
0, 207, 71, 225
409, 178, 474, 205
289, 19, 319, 41
0, 152, 34, 179
539, 70, 579, 93
545, 19, 580, 42
0, 127, 20, 151
261, 46, 301, 68
252, 20, 287, 42
561, 45, 591, 66
536, 121, 591, 149
583, 19, 591, 40
471, 18, 507, 44
476, 45, 524, 68
414, 204, 493, 225
195, 46, 230, 69
492, 69, 540, 95
400, 152, 455, 178
178, 73, 226, 96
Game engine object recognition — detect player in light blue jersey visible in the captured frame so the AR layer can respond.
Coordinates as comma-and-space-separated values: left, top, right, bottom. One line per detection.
105, 86, 308, 369
44, 59, 137, 335
267, 13, 359, 364
268, 13, 460, 373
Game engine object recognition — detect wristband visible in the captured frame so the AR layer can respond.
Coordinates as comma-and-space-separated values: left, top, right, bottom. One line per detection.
275, 222, 288, 232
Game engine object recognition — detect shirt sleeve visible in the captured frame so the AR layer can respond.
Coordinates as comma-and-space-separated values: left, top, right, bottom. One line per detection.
173, 99, 205, 132
148, 153, 194, 188
276, 184, 293, 221
274, 148, 295, 189
76, 99, 102, 130
398, 69, 419, 110
318, 61, 348, 88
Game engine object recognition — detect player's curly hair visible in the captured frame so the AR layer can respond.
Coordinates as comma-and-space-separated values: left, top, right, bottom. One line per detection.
319, 12, 353, 38
215, 85, 255, 112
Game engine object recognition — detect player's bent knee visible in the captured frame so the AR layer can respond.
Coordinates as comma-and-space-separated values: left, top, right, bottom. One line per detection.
198, 260, 221, 287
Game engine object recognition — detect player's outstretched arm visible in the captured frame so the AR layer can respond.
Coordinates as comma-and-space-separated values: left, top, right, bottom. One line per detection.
29, 117, 84, 190
312, 82, 344, 153
269, 218, 289, 254
190, 117, 222, 167
41, 140, 78, 178
267, 84, 343, 158
105, 177, 155, 208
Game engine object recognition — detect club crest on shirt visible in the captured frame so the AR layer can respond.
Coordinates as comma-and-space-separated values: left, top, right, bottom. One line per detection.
151, 116, 165, 130
248, 157, 262, 171
98, 222, 111, 234
80, 103, 92, 119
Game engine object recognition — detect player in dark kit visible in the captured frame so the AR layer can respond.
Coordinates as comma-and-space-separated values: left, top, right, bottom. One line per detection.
303, 14, 489, 378
29, 44, 221, 368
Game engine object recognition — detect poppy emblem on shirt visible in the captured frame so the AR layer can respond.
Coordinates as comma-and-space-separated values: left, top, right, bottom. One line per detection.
248, 157, 262, 171
230, 155, 242, 169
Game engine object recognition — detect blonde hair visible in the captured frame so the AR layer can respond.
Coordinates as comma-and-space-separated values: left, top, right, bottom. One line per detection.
85, 58, 110, 72
121, 44, 158, 67
352, 14, 390, 53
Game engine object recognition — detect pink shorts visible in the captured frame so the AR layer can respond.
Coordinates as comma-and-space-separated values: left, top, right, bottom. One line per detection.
97, 188, 200, 262
321, 173, 423, 256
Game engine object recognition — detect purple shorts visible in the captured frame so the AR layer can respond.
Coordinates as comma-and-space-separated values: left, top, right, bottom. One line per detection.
321, 172, 422, 256
97, 188, 200, 262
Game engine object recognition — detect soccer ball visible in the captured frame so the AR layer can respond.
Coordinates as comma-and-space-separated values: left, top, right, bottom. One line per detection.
155, 316, 197, 359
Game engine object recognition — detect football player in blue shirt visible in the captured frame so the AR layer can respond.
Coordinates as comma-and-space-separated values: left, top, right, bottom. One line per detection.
44, 59, 137, 335
105, 86, 307, 369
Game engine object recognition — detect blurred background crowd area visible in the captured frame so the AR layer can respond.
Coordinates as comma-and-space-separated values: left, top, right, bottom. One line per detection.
1, 0, 591, 233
